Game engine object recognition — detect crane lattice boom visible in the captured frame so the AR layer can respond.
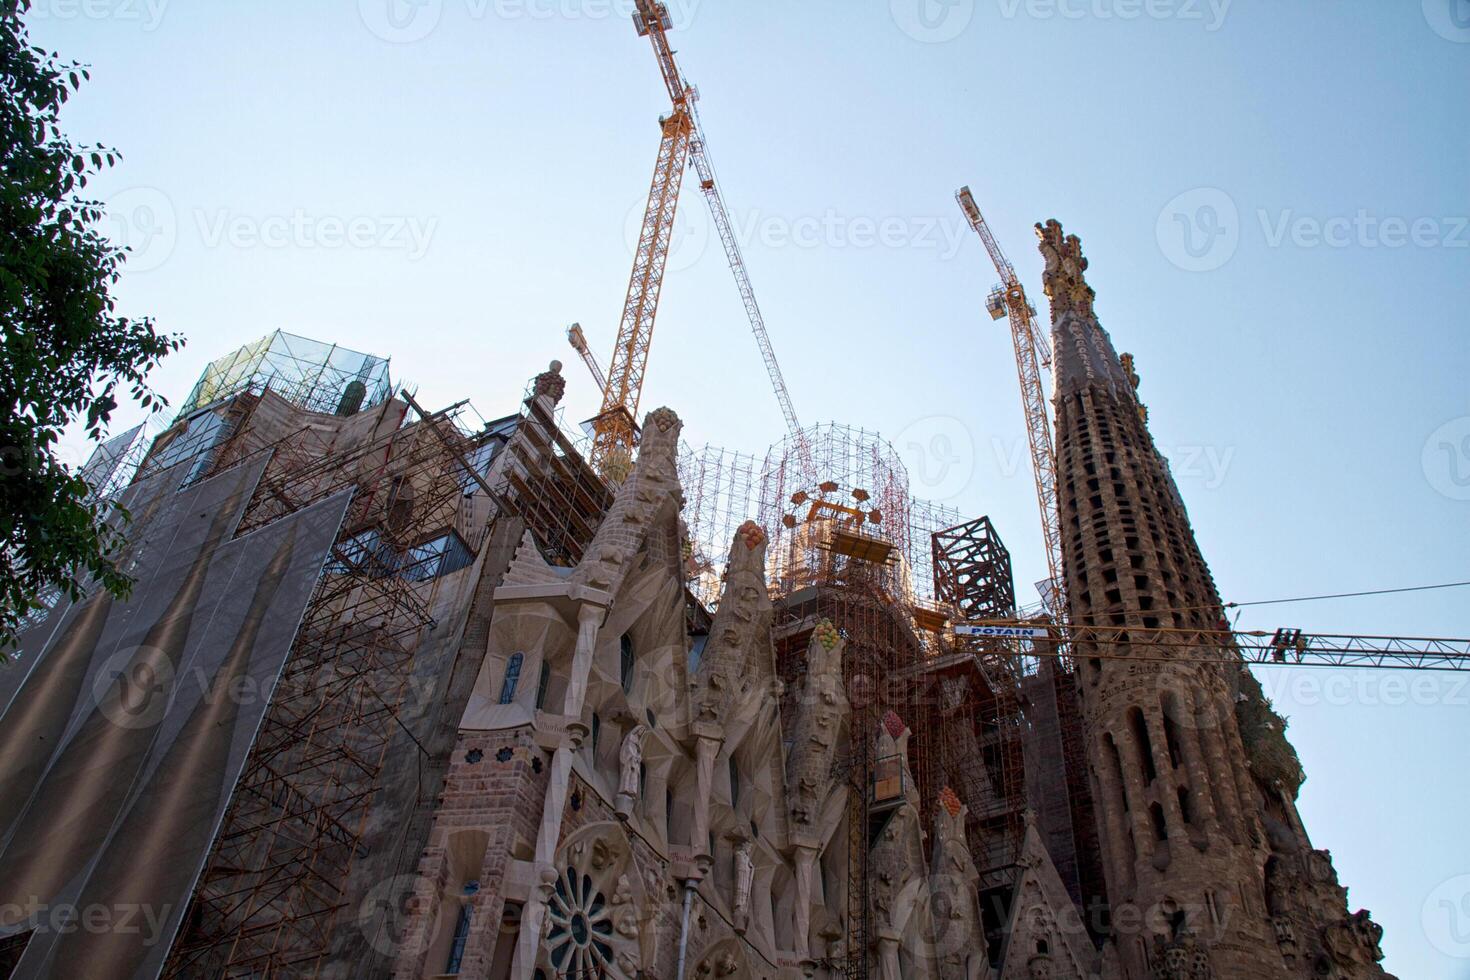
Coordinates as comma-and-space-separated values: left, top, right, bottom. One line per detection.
588, 0, 811, 478
567, 323, 607, 393
957, 187, 1065, 615
961, 620, 1470, 672
591, 108, 693, 470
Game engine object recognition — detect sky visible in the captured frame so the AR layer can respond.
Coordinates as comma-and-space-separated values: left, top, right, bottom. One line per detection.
24, 0, 1469, 975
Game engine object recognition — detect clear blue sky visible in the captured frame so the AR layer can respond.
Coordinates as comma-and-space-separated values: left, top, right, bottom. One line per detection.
30, 0, 1468, 975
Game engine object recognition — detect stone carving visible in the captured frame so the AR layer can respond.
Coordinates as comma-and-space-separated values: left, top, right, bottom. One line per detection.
616, 724, 648, 819
732, 838, 755, 933
547, 823, 645, 978
736, 519, 766, 550
1035, 218, 1095, 319
1150, 931, 1214, 980
1323, 910, 1386, 969
785, 620, 847, 834
532, 360, 566, 402
693, 941, 748, 979
927, 786, 984, 979
692, 523, 773, 729
648, 406, 680, 433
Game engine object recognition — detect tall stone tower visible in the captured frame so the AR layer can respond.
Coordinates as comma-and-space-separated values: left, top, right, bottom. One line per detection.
1038, 220, 1393, 979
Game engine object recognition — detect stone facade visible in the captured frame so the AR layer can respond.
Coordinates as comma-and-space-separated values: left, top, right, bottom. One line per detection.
1038, 219, 1392, 980
389, 403, 1029, 979
28, 271, 1384, 977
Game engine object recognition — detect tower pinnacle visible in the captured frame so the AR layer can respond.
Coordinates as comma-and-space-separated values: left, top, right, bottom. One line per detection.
1036, 220, 1133, 399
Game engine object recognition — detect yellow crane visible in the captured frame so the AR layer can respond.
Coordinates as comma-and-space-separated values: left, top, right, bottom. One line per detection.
956, 186, 1064, 615
581, 0, 813, 481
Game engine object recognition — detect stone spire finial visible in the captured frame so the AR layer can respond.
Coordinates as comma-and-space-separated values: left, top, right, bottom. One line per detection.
1035, 219, 1095, 320
533, 360, 566, 403
1036, 219, 1133, 397
639, 406, 682, 461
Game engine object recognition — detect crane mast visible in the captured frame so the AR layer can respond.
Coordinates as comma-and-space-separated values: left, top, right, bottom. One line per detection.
587, 0, 812, 480
591, 104, 693, 474
957, 186, 1065, 616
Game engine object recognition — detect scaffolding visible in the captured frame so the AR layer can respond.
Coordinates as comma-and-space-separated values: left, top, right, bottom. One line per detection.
502, 380, 614, 568
163, 396, 491, 977
174, 330, 394, 422
681, 421, 1054, 977
680, 422, 962, 611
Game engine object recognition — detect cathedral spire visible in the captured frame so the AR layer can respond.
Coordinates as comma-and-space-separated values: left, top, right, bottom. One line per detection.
1036, 219, 1133, 398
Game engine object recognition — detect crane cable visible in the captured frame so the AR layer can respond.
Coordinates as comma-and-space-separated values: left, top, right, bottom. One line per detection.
1224, 579, 1470, 610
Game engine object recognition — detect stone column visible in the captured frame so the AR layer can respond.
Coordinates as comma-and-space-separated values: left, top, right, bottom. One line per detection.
794, 845, 818, 963
1174, 692, 1223, 839
1108, 725, 1155, 878
563, 602, 605, 739
1090, 742, 1136, 896
876, 929, 901, 980
510, 742, 577, 977
690, 724, 722, 873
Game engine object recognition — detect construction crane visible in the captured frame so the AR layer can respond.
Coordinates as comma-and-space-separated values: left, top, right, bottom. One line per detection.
956, 620, 1470, 672
957, 186, 1064, 616
566, 323, 606, 394
584, 0, 813, 479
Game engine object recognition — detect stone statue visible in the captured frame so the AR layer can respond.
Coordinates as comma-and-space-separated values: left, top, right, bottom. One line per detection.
616, 725, 648, 818
733, 838, 755, 930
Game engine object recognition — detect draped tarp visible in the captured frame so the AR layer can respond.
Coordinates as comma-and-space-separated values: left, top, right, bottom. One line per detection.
0, 457, 351, 980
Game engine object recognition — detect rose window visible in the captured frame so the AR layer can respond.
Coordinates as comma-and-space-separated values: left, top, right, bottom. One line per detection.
546, 865, 616, 977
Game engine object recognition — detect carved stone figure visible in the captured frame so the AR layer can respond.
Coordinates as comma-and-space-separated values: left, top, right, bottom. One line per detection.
733, 838, 755, 932
616, 724, 648, 818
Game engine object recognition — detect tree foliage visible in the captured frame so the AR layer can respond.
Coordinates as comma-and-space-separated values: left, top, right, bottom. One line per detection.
1, 0, 183, 651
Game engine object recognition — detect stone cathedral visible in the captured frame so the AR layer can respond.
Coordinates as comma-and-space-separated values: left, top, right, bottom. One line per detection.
381, 224, 1392, 979
0, 227, 1394, 980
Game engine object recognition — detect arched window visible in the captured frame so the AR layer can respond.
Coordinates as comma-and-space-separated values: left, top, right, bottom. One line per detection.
535, 661, 552, 711
498, 652, 523, 705
1129, 707, 1158, 784
444, 881, 479, 974
728, 754, 740, 805
590, 713, 601, 755
666, 788, 675, 841
1150, 803, 1168, 842
620, 634, 635, 693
